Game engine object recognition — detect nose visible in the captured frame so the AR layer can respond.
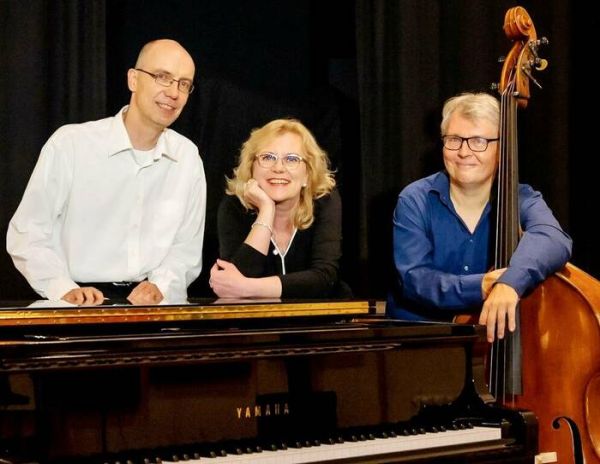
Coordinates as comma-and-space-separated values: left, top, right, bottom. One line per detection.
271, 157, 285, 171
457, 139, 472, 157
164, 82, 180, 99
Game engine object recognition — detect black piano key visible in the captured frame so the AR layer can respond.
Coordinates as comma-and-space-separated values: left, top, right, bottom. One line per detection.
264, 442, 279, 451
260, 439, 287, 451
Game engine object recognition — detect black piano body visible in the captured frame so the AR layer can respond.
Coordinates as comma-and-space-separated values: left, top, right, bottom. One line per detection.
0, 299, 537, 463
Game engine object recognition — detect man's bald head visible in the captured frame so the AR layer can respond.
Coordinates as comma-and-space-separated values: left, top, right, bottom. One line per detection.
135, 39, 195, 78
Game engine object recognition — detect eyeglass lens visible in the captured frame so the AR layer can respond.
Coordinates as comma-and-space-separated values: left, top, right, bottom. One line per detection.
257, 153, 303, 169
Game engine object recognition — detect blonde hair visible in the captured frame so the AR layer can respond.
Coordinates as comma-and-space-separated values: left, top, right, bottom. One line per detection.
440, 92, 500, 135
226, 119, 336, 229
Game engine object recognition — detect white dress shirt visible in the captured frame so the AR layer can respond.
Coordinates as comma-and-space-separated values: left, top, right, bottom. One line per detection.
7, 106, 206, 301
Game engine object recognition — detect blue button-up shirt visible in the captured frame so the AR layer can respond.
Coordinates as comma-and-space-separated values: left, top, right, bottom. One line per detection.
387, 171, 572, 321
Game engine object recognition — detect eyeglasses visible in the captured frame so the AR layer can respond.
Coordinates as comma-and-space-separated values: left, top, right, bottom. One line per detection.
442, 135, 499, 152
135, 68, 195, 94
255, 152, 305, 170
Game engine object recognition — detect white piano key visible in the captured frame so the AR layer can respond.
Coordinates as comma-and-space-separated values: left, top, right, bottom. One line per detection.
162, 426, 501, 463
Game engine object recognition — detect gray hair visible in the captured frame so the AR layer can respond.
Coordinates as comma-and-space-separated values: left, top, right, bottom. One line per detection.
440, 92, 499, 135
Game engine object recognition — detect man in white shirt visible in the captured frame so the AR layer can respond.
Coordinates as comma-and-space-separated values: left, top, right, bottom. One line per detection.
6, 39, 206, 306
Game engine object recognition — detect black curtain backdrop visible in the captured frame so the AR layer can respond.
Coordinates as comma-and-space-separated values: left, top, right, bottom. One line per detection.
0, 0, 597, 300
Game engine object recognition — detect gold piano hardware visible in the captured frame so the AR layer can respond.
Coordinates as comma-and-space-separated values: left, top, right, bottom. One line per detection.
236, 402, 290, 419
0, 300, 372, 327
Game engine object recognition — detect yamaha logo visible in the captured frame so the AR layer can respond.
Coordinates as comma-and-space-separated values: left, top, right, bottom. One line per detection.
236, 402, 290, 419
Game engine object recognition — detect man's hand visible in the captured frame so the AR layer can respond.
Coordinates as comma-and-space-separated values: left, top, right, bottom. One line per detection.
127, 281, 164, 305
479, 269, 519, 342
481, 268, 506, 298
62, 287, 104, 306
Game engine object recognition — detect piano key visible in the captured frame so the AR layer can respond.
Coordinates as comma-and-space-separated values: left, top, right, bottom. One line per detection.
161, 426, 501, 463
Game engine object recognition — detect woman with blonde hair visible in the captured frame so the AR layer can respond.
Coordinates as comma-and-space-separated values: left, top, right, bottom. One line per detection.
210, 118, 348, 299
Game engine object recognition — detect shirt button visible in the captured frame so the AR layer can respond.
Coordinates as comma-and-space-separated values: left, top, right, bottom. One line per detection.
464, 265, 469, 271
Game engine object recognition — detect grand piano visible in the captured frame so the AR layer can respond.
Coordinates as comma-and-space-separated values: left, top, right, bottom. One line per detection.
0, 299, 537, 463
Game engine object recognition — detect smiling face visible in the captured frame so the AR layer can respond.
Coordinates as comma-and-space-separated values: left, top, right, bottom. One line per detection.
252, 131, 308, 209
443, 112, 499, 192
127, 40, 195, 130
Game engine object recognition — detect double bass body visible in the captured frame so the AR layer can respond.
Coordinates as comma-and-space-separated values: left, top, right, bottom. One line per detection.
515, 264, 600, 463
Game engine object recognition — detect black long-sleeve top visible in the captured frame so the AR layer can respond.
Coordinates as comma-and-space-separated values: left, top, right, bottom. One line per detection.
217, 190, 343, 298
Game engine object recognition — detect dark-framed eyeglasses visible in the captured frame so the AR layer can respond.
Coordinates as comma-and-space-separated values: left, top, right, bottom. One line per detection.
442, 135, 499, 152
255, 152, 305, 170
135, 68, 195, 94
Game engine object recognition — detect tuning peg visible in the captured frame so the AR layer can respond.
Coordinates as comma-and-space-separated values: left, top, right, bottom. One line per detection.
498, 56, 506, 63
523, 68, 543, 89
535, 58, 548, 71
490, 83, 500, 91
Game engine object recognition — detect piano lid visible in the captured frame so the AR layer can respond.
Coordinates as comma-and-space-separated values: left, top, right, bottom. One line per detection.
0, 298, 374, 327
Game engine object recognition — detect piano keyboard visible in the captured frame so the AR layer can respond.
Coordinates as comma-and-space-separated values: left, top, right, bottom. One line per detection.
157, 426, 501, 463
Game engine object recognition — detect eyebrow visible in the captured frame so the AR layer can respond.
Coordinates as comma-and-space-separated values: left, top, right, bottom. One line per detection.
152, 69, 193, 81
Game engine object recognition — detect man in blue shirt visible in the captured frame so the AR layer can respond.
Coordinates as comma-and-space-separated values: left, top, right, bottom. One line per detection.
387, 92, 572, 342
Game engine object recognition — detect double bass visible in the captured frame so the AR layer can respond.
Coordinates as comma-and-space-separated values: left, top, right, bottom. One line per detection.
491, 6, 600, 464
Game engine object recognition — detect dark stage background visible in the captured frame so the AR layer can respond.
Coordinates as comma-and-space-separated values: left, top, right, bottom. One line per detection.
0, 0, 596, 300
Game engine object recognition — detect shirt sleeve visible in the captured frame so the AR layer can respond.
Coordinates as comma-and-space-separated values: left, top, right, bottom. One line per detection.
6, 132, 79, 300
148, 155, 206, 302
217, 195, 270, 277
279, 190, 342, 298
496, 184, 572, 296
392, 189, 484, 310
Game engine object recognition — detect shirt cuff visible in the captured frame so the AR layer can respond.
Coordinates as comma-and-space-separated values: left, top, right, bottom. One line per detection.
45, 277, 80, 301
497, 268, 530, 297
460, 273, 485, 306
148, 270, 188, 303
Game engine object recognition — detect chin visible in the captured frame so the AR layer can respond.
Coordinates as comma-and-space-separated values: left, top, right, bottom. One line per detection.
273, 194, 301, 206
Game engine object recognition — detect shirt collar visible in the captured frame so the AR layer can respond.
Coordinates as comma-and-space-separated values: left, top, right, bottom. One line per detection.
430, 171, 452, 206
431, 170, 492, 218
107, 106, 179, 162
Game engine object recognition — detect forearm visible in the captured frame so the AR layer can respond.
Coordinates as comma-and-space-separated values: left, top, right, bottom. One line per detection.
402, 268, 484, 310
6, 139, 76, 300
7, 225, 78, 300
279, 266, 339, 299
244, 275, 282, 298
243, 204, 275, 256
149, 178, 206, 301
498, 225, 572, 296
148, 224, 204, 301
